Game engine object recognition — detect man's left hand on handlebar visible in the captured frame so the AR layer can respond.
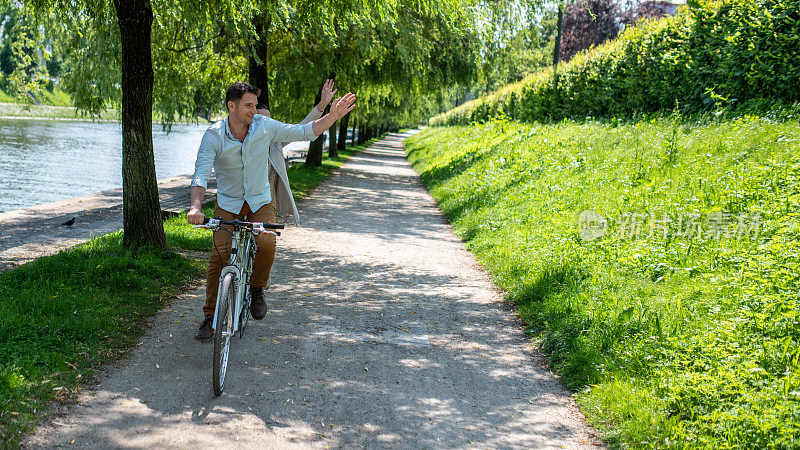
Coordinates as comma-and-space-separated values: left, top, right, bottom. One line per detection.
187, 208, 205, 225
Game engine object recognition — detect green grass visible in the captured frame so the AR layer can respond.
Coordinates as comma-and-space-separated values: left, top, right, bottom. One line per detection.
405, 115, 800, 447
162, 205, 216, 252
0, 85, 72, 107
0, 220, 211, 446
0, 135, 376, 447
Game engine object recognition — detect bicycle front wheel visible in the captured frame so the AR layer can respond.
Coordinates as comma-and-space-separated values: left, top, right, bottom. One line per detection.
213, 272, 235, 396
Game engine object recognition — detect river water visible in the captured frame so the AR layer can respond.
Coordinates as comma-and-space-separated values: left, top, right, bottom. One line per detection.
0, 118, 208, 213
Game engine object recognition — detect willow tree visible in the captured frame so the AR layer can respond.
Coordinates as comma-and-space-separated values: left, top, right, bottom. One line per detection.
21, 0, 254, 248
250, 0, 480, 165
241, 1, 387, 166
339, 0, 478, 139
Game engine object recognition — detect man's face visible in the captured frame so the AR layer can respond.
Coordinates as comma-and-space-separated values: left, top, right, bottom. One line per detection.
227, 92, 258, 125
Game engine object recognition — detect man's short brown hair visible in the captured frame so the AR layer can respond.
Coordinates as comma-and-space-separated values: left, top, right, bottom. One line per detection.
225, 82, 261, 108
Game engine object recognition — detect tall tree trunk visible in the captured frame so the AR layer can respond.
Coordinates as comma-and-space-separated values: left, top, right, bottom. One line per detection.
305, 124, 325, 167
337, 111, 350, 151
248, 20, 270, 109
328, 119, 338, 158
327, 72, 338, 158
305, 75, 333, 167
114, 0, 165, 249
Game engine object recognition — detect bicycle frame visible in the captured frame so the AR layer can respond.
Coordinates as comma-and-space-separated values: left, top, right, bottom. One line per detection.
194, 217, 284, 396
213, 228, 256, 335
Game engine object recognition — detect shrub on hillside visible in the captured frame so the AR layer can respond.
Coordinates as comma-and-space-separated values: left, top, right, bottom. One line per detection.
431, 0, 800, 126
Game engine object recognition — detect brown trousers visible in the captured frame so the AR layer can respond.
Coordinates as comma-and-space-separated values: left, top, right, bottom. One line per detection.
203, 200, 276, 317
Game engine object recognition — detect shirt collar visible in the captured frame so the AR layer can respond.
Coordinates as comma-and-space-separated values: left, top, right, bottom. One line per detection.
223, 116, 255, 142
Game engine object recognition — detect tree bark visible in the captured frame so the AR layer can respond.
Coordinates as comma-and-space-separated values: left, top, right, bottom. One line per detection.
306, 126, 325, 167
248, 20, 270, 109
337, 111, 350, 151
114, 0, 165, 249
328, 118, 338, 158
305, 81, 326, 167
358, 122, 367, 144
305, 75, 332, 167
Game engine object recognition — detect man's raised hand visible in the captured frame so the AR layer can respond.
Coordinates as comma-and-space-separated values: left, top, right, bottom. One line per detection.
310, 92, 357, 136
331, 93, 357, 119
318, 79, 338, 110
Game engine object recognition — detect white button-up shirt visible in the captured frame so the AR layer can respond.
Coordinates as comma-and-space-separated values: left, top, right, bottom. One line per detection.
191, 115, 317, 214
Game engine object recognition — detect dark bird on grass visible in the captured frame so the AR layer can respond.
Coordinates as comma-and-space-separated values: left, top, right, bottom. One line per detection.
61, 217, 75, 227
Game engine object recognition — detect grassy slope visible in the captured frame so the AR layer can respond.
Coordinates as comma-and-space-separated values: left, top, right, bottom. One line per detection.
0, 87, 117, 120
0, 137, 377, 447
0, 86, 210, 123
405, 117, 800, 447
0, 102, 121, 121
0, 87, 72, 107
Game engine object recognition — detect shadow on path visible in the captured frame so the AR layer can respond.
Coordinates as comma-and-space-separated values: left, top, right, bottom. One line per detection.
25, 132, 599, 449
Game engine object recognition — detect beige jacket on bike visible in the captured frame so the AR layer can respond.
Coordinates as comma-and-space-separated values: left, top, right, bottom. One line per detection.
266, 106, 323, 224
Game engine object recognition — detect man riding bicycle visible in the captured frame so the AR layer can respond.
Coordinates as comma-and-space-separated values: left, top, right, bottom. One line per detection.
188, 80, 355, 341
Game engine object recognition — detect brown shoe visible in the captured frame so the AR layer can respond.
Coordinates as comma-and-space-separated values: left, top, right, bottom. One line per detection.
250, 287, 267, 320
194, 315, 214, 342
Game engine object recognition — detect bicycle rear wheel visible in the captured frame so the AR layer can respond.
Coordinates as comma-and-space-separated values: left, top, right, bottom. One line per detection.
213, 272, 235, 396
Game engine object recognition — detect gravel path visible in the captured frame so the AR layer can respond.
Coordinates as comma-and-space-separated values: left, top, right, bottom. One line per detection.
25, 132, 600, 449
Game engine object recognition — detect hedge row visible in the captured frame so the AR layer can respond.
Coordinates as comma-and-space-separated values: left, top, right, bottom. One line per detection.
430, 0, 800, 126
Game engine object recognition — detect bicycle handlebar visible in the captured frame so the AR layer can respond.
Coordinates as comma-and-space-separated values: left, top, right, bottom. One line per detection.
201, 217, 285, 229
194, 217, 284, 236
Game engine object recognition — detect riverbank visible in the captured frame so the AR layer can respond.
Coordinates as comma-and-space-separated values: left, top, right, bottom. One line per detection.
0, 174, 216, 272
0, 102, 212, 124
0, 87, 72, 107
0, 102, 120, 121
405, 116, 800, 447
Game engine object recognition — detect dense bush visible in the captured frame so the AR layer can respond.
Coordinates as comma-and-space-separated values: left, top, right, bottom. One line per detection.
430, 0, 800, 126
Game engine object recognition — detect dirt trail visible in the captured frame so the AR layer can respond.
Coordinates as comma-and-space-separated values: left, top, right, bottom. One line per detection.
25, 132, 600, 449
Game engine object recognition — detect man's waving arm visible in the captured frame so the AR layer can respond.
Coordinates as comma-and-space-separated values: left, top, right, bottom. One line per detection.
267, 93, 357, 143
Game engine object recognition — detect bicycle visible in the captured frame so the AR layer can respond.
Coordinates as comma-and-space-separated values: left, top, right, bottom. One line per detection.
194, 217, 285, 396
